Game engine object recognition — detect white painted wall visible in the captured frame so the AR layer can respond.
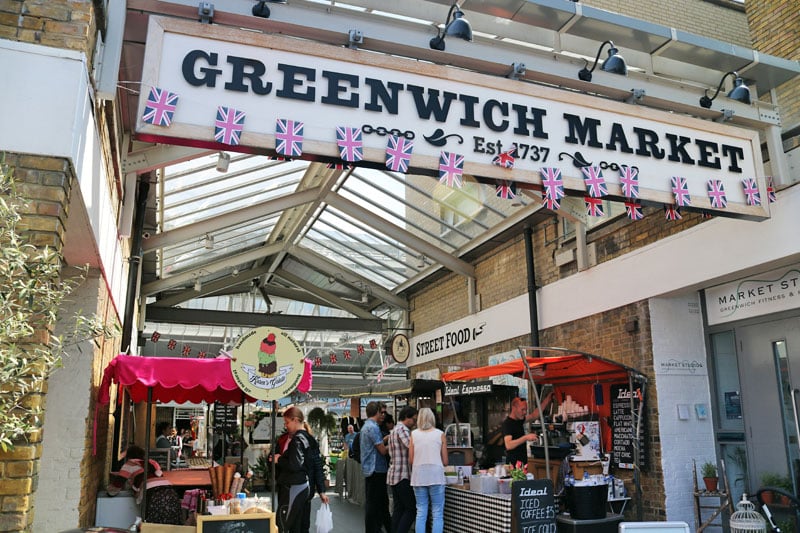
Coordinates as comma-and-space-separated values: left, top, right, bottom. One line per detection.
650, 294, 717, 526
34, 275, 103, 532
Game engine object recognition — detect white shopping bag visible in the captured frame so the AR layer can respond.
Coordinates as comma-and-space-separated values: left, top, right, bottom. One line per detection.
315, 502, 333, 533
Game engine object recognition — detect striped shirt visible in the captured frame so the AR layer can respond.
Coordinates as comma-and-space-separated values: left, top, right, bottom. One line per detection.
386, 423, 411, 486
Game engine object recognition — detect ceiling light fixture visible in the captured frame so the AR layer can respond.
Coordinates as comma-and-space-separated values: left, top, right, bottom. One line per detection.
203, 233, 214, 250
194, 278, 202, 292
361, 292, 369, 304
252, 0, 286, 19
429, 2, 472, 51
578, 40, 627, 82
699, 71, 751, 109
417, 255, 427, 269
216, 151, 230, 172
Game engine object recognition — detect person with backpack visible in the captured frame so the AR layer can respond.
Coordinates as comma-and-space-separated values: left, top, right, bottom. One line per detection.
361, 401, 392, 533
275, 406, 329, 533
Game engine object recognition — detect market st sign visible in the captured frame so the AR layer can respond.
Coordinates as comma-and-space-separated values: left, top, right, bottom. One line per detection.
137, 17, 769, 219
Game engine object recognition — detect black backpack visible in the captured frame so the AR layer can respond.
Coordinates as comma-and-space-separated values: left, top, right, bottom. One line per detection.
349, 432, 361, 463
301, 432, 326, 496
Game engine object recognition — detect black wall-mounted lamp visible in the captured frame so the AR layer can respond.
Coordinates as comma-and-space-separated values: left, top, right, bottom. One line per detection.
429, 2, 472, 51
699, 71, 751, 108
578, 40, 627, 82
252, 0, 287, 19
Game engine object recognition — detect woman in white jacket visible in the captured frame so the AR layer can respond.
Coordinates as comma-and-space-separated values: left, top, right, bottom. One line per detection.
409, 407, 448, 533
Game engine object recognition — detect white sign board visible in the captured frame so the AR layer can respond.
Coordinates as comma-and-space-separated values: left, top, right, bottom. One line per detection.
705, 264, 800, 325
409, 295, 530, 366
137, 17, 769, 219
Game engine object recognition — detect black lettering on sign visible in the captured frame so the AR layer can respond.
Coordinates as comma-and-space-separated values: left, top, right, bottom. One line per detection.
512, 479, 556, 533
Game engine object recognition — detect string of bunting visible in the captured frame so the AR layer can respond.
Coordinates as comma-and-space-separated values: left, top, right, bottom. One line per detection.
142, 85, 777, 228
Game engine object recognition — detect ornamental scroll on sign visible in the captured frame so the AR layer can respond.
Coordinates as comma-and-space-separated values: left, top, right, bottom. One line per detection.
230, 326, 305, 401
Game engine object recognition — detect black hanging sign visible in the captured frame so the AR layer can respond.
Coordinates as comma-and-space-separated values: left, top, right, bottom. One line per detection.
611, 383, 647, 470
214, 402, 238, 432
512, 479, 556, 533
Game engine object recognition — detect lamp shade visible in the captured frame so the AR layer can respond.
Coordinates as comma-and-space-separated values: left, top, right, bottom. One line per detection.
445, 10, 473, 42
727, 78, 751, 105
600, 46, 627, 75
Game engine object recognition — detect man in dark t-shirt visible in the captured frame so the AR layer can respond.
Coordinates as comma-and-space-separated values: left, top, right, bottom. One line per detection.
502, 397, 548, 466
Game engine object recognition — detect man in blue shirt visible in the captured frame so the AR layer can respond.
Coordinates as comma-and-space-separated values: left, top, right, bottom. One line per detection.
361, 401, 391, 533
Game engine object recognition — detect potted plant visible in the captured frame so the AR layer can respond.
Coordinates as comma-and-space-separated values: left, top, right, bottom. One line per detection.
701, 462, 719, 492
760, 472, 785, 504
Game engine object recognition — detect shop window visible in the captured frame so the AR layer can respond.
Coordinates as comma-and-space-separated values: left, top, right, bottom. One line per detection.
710, 331, 743, 432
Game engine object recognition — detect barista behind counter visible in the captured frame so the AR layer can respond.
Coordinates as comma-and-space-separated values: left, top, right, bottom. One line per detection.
502, 395, 553, 466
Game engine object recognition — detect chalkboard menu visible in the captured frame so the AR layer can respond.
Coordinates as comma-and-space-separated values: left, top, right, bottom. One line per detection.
512, 479, 556, 533
611, 383, 647, 470
214, 403, 238, 432
197, 513, 276, 533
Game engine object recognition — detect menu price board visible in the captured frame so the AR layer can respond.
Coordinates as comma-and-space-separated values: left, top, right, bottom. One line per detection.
197, 513, 277, 533
512, 479, 556, 533
611, 383, 647, 470
214, 403, 238, 432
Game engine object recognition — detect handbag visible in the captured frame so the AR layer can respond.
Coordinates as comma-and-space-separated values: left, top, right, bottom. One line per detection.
315, 502, 333, 533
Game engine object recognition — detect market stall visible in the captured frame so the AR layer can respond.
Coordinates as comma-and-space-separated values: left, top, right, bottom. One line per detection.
442, 347, 648, 530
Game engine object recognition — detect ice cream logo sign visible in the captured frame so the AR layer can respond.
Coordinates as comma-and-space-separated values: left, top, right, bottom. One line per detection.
230, 326, 304, 400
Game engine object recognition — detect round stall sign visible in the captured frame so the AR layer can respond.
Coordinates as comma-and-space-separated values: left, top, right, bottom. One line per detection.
230, 326, 304, 401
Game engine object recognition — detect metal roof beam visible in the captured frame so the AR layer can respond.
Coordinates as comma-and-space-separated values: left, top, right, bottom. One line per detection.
324, 191, 476, 279
274, 267, 377, 320
149, 264, 274, 307
144, 306, 385, 332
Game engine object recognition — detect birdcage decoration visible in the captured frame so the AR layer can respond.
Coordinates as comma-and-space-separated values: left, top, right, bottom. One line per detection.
729, 494, 766, 533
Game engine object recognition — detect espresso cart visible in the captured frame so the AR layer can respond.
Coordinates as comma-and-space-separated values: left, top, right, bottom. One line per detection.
442, 347, 648, 524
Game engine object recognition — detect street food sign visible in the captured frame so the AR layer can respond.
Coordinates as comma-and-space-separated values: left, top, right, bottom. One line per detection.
230, 326, 304, 401
138, 17, 769, 219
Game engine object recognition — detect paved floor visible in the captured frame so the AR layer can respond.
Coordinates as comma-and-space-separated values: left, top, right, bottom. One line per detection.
309, 488, 366, 531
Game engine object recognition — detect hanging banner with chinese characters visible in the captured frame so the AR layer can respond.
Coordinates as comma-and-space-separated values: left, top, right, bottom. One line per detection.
230, 326, 305, 401
137, 16, 769, 220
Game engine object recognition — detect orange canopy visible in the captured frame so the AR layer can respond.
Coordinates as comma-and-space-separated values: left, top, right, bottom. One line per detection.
442, 352, 641, 386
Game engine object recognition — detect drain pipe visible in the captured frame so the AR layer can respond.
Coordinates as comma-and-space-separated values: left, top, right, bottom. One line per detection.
524, 226, 540, 349
120, 178, 149, 353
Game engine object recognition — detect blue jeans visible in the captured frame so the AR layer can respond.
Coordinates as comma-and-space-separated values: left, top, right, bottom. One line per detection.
413, 484, 444, 533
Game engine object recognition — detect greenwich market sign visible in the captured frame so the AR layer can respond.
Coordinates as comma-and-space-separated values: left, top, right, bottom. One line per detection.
137, 17, 769, 219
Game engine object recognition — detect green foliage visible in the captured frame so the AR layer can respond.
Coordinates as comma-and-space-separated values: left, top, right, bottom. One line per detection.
307, 407, 337, 439
253, 452, 272, 483
0, 157, 117, 451
701, 462, 718, 478
761, 472, 793, 491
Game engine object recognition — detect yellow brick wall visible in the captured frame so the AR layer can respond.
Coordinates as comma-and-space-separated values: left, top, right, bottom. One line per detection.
746, 0, 800, 131
0, 0, 97, 61
583, 0, 750, 46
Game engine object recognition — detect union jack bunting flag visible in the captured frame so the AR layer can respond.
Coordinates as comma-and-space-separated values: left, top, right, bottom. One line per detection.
214, 106, 246, 145
581, 166, 608, 197
369, 339, 378, 349
197, 351, 207, 359
357, 344, 365, 355
151, 332, 161, 342
181, 345, 191, 357
741, 178, 761, 206
275, 118, 304, 157
542, 194, 561, 210
438, 151, 464, 188
619, 166, 639, 198
625, 201, 644, 220
142, 87, 178, 127
336, 126, 363, 162
167, 339, 177, 350
585, 196, 604, 217
329, 353, 338, 364
314, 356, 323, 367
495, 180, 517, 200
326, 161, 352, 170
700, 211, 714, 219
540, 167, 564, 200
671, 176, 691, 207
385, 135, 414, 173
767, 176, 777, 203
343, 350, 352, 360
377, 370, 384, 383
492, 145, 517, 169
706, 180, 727, 208
664, 205, 682, 220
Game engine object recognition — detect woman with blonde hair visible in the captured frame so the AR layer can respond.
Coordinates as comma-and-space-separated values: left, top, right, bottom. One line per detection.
409, 407, 448, 533
275, 406, 329, 533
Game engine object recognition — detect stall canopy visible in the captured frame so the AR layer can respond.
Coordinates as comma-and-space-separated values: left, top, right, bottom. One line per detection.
98, 354, 257, 406
340, 379, 443, 399
442, 351, 643, 385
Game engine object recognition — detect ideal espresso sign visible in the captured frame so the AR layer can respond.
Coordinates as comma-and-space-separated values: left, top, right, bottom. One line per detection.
444, 380, 494, 396
138, 17, 768, 219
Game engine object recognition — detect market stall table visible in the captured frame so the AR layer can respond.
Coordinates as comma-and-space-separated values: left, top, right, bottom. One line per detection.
444, 486, 512, 533
162, 469, 212, 488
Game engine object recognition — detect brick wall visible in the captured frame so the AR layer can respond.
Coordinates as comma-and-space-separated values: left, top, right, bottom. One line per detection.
746, 0, 800, 131
0, 0, 97, 61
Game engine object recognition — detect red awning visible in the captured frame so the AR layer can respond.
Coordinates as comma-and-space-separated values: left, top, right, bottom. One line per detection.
441, 353, 639, 386
98, 354, 256, 406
